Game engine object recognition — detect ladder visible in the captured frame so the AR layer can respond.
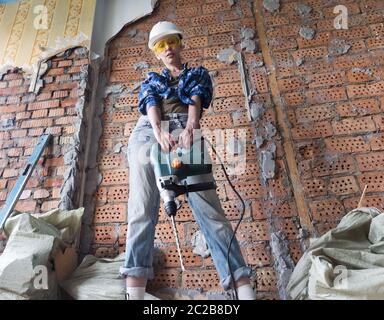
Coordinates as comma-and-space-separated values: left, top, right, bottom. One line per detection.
0, 134, 52, 230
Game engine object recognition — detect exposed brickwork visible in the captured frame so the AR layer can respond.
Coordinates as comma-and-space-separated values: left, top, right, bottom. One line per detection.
0, 48, 91, 257
262, 0, 384, 238
0, 48, 90, 217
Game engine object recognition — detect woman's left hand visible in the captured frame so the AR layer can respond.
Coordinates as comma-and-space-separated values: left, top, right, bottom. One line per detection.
178, 128, 193, 149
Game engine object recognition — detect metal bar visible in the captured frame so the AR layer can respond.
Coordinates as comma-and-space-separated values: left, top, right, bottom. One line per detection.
0, 134, 52, 230
171, 215, 185, 272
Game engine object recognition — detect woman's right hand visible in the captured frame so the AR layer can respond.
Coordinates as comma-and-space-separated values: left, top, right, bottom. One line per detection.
154, 128, 177, 152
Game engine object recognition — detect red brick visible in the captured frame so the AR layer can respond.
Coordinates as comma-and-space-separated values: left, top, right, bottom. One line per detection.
7, 148, 23, 157
208, 33, 239, 46
370, 133, 384, 150
358, 172, 384, 192
0, 190, 6, 201
10, 129, 27, 138
309, 199, 346, 222
275, 217, 299, 240
36, 92, 51, 101
307, 71, 345, 89
52, 187, 61, 199
0, 179, 7, 189
47, 68, 64, 76
356, 151, 384, 172
306, 87, 347, 105
61, 98, 77, 107
52, 90, 69, 99
245, 243, 271, 266
207, 21, 239, 35
256, 267, 278, 292
54, 116, 78, 125
303, 178, 327, 197
74, 58, 89, 66
33, 189, 50, 199
15, 200, 36, 213
21, 118, 53, 129
312, 156, 356, 177
297, 32, 330, 49
31, 109, 48, 119
325, 136, 370, 153
6, 96, 21, 104
58, 60, 72, 67
16, 111, 31, 120
295, 104, 335, 123
92, 225, 118, 245
28, 128, 44, 136
0, 104, 26, 113
161, 246, 203, 268
2, 168, 18, 178
373, 115, 384, 130
234, 220, 270, 241
68, 66, 81, 74
292, 47, 328, 62
283, 92, 305, 106
44, 177, 63, 188
48, 108, 65, 118
63, 125, 75, 135
200, 113, 232, 129
291, 121, 333, 140
336, 99, 380, 117
347, 81, 384, 99
214, 82, 243, 98
277, 77, 304, 93
182, 270, 220, 291
191, 14, 220, 26
28, 99, 60, 110
94, 204, 127, 223
343, 195, 384, 211
329, 175, 359, 196
43, 82, 78, 92
100, 169, 129, 186
147, 268, 181, 290
332, 116, 376, 135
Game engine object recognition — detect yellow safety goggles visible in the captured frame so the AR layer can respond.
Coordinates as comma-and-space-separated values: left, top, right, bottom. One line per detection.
153, 35, 181, 54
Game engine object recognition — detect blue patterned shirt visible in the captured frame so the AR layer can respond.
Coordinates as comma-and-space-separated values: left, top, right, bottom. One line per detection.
138, 63, 213, 115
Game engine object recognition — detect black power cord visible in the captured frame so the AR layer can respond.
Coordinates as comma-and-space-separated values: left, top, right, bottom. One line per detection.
204, 138, 246, 301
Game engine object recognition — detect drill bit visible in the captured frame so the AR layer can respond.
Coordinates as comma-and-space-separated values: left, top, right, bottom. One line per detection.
170, 215, 185, 272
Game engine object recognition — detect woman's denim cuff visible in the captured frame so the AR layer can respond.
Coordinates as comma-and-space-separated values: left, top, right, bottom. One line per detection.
221, 266, 252, 290
119, 266, 155, 280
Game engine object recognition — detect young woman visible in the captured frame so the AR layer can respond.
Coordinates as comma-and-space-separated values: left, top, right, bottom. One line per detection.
120, 21, 255, 300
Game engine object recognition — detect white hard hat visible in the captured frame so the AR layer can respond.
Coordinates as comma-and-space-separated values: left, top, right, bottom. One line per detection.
148, 21, 183, 50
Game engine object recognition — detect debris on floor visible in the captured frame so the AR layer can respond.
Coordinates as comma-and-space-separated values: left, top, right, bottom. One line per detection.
0, 208, 84, 299
286, 207, 384, 300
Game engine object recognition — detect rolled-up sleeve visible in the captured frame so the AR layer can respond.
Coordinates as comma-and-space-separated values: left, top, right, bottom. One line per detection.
182, 67, 213, 110
138, 73, 161, 115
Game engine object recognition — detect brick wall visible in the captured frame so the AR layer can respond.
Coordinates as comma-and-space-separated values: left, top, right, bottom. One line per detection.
93, 0, 305, 299
261, 0, 384, 236
1, 0, 381, 301
0, 47, 90, 248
